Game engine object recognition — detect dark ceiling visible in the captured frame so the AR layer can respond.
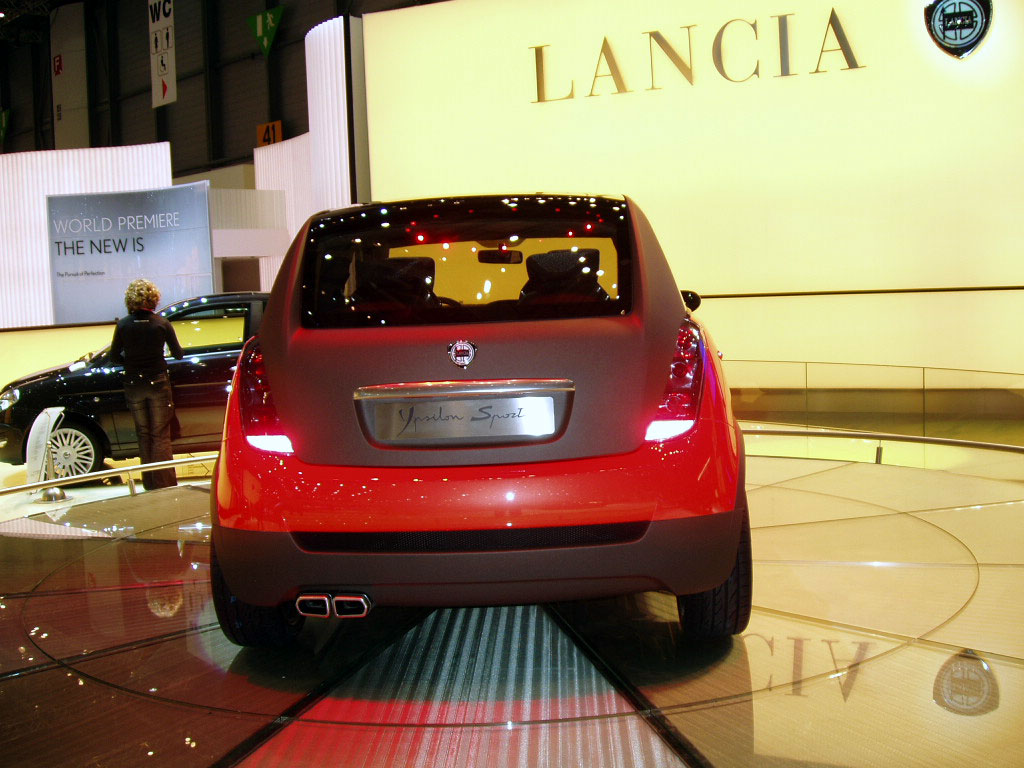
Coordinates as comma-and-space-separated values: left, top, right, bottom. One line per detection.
0, 0, 53, 42
0, 0, 444, 43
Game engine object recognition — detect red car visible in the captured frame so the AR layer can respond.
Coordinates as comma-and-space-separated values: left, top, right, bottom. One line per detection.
211, 194, 750, 646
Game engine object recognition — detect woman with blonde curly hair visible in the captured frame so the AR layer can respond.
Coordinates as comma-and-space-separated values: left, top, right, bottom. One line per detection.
110, 279, 184, 490
123, 278, 162, 313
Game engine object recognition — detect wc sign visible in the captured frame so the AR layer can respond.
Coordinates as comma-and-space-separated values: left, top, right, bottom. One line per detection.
148, 0, 177, 107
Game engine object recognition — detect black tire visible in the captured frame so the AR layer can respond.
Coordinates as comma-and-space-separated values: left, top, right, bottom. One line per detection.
210, 542, 305, 647
677, 507, 752, 639
49, 421, 104, 477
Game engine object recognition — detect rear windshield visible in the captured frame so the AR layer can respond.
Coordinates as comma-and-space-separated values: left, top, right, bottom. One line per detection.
300, 195, 633, 328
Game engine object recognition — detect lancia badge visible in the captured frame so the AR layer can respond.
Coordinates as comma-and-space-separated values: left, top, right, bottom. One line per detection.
448, 340, 477, 368
925, 0, 992, 58
932, 649, 999, 716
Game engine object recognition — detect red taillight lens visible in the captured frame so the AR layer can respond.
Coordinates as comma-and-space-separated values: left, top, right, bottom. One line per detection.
645, 321, 704, 441
237, 339, 293, 454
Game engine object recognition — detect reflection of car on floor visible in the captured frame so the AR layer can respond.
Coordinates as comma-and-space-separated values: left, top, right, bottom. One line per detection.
0, 292, 269, 477
211, 195, 751, 647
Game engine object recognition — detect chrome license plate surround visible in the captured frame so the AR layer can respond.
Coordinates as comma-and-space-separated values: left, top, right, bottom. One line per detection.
354, 379, 574, 448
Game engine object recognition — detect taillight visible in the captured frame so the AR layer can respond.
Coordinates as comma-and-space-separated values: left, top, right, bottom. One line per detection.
237, 338, 294, 454
645, 321, 704, 441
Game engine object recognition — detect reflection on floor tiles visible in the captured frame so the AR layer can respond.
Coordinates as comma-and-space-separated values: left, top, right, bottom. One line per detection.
744, 456, 851, 488
754, 513, 977, 564
237, 605, 686, 768
768, 461, 1024, 513
747, 483, 892, 527
744, 631, 1022, 767
912, 502, 1024, 566
924, 567, 1024, 660
0, 448, 1021, 766
753, 561, 978, 640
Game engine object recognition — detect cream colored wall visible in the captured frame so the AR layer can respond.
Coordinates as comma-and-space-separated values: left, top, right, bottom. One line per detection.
362, 0, 1024, 373
0, 325, 113, 391
700, 289, 1024, 377
1, 317, 242, 393
174, 164, 256, 190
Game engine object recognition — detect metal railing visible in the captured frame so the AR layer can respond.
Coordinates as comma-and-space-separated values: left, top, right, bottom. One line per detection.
0, 453, 218, 501
3, 424, 1024, 507
742, 426, 1024, 457
740, 424, 1024, 484
724, 359, 1024, 449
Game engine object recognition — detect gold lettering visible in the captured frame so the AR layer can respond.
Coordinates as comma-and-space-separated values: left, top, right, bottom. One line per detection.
787, 636, 810, 697
822, 639, 873, 702
529, 8, 865, 105
589, 37, 630, 96
530, 45, 575, 103
713, 19, 760, 83
743, 633, 776, 691
813, 8, 863, 73
773, 14, 796, 77
645, 27, 696, 89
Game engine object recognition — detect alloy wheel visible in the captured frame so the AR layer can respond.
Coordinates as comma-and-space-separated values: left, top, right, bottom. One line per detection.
49, 426, 98, 477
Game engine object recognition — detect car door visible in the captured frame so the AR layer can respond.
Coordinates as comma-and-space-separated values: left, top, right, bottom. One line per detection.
165, 301, 258, 452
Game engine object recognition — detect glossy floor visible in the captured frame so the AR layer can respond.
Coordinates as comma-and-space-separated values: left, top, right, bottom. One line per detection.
0, 446, 1021, 767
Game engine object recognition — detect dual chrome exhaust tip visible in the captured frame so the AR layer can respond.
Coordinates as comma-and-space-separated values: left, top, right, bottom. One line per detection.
295, 593, 372, 619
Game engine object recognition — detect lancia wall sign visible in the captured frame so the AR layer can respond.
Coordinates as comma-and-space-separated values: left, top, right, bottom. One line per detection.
448, 340, 477, 368
925, 0, 992, 58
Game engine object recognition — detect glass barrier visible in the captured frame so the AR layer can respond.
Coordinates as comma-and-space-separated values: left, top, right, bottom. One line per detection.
726, 360, 1024, 448
740, 421, 1024, 483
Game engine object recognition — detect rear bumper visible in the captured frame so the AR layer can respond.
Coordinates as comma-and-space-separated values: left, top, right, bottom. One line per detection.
212, 388, 745, 607
213, 501, 745, 608
214, 389, 742, 533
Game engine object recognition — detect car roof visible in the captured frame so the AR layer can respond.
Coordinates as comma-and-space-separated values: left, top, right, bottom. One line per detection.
309, 193, 627, 219
159, 292, 269, 313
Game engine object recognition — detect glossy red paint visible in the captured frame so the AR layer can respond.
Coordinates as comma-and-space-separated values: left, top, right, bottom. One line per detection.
213, 339, 739, 535
210, 196, 751, 642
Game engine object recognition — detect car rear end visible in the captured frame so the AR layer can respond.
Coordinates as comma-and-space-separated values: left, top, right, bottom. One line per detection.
211, 195, 746, 642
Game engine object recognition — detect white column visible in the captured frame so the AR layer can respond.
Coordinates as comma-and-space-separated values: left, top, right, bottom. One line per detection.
305, 17, 353, 213
0, 143, 172, 328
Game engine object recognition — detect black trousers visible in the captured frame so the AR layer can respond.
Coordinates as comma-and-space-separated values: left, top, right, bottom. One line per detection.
124, 374, 178, 490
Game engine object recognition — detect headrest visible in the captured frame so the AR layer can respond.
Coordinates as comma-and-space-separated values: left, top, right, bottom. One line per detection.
355, 257, 435, 296
525, 249, 600, 281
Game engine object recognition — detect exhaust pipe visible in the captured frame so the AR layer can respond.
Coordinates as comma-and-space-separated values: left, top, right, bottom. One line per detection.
295, 594, 331, 617
295, 593, 372, 618
333, 594, 372, 618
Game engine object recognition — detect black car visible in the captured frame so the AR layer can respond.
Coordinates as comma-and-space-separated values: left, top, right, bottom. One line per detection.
0, 292, 268, 477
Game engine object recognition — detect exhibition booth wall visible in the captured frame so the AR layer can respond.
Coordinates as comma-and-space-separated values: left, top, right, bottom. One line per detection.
1, 2, 1020, 422
0, 144, 290, 330
0, 143, 172, 329
357, 0, 1024, 376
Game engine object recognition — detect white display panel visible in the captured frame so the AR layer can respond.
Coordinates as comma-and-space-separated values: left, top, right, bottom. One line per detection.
0, 143, 173, 329
47, 182, 214, 324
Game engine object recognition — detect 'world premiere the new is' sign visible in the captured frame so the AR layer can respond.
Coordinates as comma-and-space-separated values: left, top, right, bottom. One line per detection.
47, 183, 214, 324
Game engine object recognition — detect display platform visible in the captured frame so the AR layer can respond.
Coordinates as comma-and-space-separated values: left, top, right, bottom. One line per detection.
0, 449, 1021, 767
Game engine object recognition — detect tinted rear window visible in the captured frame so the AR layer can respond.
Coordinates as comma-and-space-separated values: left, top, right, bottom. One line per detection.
300, 195, 633, 328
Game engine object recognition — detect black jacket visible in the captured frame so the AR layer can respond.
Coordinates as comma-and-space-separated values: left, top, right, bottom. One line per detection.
110, 310, 184, 379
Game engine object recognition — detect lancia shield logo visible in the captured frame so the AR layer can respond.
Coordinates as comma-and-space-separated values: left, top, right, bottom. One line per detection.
925, 0, 992, 58
932, 650, 999, 716
448, 340, 477, 368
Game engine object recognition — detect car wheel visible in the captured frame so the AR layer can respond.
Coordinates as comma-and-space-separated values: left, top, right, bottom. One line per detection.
677, 506, 752, 639
210, 542, 305, 647
48, 421, 103, 478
